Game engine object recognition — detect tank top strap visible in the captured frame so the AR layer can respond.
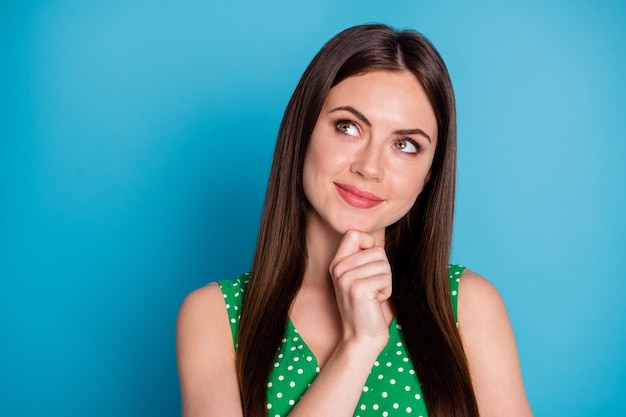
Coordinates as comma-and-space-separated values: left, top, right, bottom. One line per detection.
216, 273, 250, 350
448, 264, 465, 323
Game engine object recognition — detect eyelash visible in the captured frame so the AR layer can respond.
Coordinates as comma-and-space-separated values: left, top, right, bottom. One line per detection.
334, 119, 422, 154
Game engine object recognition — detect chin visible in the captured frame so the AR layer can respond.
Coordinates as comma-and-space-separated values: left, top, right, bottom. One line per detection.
331, 220, 385, 238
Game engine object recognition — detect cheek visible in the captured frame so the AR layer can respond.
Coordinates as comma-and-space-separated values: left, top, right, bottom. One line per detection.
395, 164, 430, 195
303, 140, 345, 182
392, 189, 424, 227
302, 145, 327, 200
401, 184, 425, 211
302, 154, 315, 200
388, 174, 428, 216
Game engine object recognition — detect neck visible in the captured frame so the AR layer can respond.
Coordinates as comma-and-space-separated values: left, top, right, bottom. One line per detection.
303, 211, 342, 289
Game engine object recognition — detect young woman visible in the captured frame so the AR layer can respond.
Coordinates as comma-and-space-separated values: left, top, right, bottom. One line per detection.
176, 24, 533, 417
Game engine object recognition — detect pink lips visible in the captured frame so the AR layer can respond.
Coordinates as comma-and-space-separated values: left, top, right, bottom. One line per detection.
334, 182, 384, 209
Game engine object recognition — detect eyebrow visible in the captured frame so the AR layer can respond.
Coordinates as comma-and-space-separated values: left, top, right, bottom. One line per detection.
329, 105, 432, 143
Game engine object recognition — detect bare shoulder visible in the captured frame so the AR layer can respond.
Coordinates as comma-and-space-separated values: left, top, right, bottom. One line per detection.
177, 283, 234, 358
457, 269, 505, 320
457, 269, 533, 417
177, 282, 230, 335
176, 283, 243, 416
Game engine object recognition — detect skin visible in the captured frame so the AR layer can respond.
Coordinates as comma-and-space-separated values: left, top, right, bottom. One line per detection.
302, 70, 438, 245
176, 70, 533, 416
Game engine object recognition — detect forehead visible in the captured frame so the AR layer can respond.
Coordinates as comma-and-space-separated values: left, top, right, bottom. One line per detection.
326, 70, 428, 104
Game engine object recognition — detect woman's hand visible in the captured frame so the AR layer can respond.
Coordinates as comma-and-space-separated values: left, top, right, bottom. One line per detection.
286, 230, 392, 416
329, 229, 392, 351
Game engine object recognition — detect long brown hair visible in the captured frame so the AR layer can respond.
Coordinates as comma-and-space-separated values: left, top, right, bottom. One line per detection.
236, 24, 478, 417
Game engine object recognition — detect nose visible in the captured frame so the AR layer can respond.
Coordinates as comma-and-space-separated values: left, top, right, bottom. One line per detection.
350, 142, 384, 181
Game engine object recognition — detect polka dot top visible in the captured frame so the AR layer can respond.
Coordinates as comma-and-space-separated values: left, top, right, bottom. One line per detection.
217, 265, 465, 417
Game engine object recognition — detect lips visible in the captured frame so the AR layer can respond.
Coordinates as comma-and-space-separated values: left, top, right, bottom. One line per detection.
334, 182, 384, 209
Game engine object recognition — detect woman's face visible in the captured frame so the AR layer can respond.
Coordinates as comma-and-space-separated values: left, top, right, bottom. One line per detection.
303, 70, 438, 242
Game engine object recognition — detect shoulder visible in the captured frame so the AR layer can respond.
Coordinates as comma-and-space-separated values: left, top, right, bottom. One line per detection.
176, 282, 244, 415
457, 268, 504, 318
457, 269, 517, 346
178, 274, 249, 334
176, 283, 234, 372
456, 268, 510, 353
177, 282, 229, 334
456, 269, 533, 416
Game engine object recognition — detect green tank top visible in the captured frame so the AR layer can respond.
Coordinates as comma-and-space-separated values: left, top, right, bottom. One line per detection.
217, 265, 464, 417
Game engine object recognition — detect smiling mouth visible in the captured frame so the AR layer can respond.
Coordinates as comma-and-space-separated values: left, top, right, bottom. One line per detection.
334, 182, 384, 209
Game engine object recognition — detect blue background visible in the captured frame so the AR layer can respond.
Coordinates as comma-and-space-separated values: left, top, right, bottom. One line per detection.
2, 1, 625, 416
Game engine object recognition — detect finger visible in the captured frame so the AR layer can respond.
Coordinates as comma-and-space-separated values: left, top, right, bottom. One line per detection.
346, 273, 392, 302
333, 253, 390, 287
333, 230, 376, 262
331, 241, 383, 282
339, 273, 392, 337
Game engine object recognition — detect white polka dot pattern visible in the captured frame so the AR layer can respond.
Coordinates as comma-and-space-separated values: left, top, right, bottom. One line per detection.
217, 265, 464, 416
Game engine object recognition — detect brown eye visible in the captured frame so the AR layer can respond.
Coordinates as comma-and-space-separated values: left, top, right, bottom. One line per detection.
394, 138, 419, 154
338, 122, 350, 132
335, 120, 358, 136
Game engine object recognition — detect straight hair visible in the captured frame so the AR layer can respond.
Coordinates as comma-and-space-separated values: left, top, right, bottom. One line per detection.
236, 24, 478, 417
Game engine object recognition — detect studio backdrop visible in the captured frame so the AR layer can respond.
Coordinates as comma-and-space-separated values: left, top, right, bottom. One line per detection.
1, 1, 625, 416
